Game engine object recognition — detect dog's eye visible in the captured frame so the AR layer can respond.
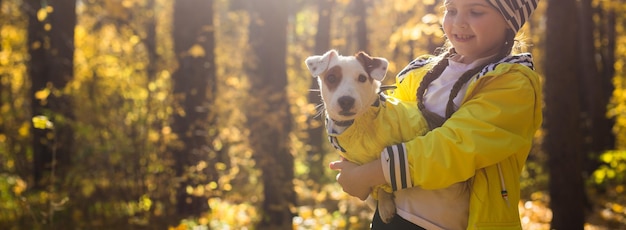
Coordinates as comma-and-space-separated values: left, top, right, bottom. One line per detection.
326, 74, 337, 83
358, 74, 368, 83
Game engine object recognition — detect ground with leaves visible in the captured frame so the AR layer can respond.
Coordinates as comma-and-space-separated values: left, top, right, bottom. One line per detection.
167, 186, 626, 230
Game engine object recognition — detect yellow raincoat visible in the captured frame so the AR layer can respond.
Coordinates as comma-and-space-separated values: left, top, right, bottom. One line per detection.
330, 53, 543, 229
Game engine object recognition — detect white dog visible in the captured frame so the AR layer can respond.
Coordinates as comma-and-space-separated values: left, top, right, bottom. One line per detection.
305, 50, 400, 223
307, 50, 474, 227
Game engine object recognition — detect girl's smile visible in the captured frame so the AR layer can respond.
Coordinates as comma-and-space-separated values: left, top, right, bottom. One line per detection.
451, 34, 475, 42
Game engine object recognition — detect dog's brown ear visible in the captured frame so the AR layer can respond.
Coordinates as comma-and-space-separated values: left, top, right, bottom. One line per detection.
305, 50, 337, 77
356, 52, 389, 81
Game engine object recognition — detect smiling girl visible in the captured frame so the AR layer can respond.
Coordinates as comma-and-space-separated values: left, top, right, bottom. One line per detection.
328, 0, 541, 229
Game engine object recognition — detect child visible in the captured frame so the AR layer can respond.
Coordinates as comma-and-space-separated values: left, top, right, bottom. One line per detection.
329, 0, 541, 229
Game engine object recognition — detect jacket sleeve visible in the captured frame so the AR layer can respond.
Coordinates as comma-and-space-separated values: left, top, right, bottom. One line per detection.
331, 97, 429, 165
382, 65, 542, 190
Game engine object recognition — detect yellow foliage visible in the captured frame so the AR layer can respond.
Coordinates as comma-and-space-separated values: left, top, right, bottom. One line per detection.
139, 195, 153, 211
30, 40, 42, 50
37, 8, 48, 22
6, 160, 14, 170
336, 0, 351, 5
32, 115, 54, 130
198, 217, 209, 225
196, 161, 208, 171
612, 203, 624, 213
81, 179, 96, 197
12, 178, 26, 196
207, 181, 218, 190
188, 44, 206, 58
34, 88, 51, 101
17, 123, 28, 137
617, 185, 624, 194
121, 0, 134, 8
215, 162, 227, 171
168, 223, 188, 230
204, 198, 259, 228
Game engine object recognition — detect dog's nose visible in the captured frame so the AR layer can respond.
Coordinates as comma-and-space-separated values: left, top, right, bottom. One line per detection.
338, 96, 355, 111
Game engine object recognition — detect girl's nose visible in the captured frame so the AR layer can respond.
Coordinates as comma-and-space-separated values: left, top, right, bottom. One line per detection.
454, 14, 468, 28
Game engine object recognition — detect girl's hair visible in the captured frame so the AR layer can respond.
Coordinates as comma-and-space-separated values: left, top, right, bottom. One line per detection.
417, 29, 517, 129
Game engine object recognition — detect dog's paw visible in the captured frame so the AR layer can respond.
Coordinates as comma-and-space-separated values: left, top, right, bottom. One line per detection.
378, 191, 396, 224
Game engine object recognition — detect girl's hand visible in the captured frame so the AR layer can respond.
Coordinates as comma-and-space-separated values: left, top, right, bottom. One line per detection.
329, 159, 373, 200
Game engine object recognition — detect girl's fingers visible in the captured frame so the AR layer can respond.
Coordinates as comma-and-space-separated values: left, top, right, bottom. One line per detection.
329, 160, 344, 170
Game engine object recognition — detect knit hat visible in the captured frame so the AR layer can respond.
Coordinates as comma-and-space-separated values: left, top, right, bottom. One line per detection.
487, 0, 539, 33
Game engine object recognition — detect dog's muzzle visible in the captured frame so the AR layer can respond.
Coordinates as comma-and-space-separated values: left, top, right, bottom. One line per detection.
338, 96, 356, 114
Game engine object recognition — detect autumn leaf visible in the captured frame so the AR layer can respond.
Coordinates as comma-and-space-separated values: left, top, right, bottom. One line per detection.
188, 44, 205, 58
35, 88, 50, 101
32, 115, 54, 129
37, 8, 48, 22
12, 178, 27, 196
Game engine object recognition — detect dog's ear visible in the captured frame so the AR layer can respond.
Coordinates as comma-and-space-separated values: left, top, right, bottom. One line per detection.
356, 52, 389, 81
369, 57, 389, 81
305, 50, 337, 77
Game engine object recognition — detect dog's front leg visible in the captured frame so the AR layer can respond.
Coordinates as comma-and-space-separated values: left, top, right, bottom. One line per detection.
377, 187, 396, 224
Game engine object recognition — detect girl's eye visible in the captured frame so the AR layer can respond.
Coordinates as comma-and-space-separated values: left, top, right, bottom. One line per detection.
446, 9, 457, 15
470, 11, 485, 16
358, 74, 367, 83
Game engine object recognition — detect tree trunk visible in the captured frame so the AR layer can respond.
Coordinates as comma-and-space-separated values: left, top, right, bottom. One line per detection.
26, 0, 48, 186
544, 0, 585, 229
247, 0, 295, 228
145, 0, 158, 84
352, 0, 368, 52
25, 0, 76, 188
307, 0, 335, 188
597, 1, 616, 149
171, 0, 217, 216
578, 0, 614, 176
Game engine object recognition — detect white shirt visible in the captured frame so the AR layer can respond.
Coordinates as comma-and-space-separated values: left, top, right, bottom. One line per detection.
391, 55, 494, 230
423, 55, 493, 117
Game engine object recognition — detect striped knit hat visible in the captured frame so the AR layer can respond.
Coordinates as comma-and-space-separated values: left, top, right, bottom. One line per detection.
487, 0, 539, 33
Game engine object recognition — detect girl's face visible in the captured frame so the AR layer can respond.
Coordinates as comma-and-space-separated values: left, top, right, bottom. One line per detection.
442, 0, 509, 63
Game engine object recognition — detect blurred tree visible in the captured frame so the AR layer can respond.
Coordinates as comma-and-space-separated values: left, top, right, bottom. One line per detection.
307, 0, 335, 189
171, 0, 217, 216
351, 0, 369, 52
145, 0, 158, 84
25, 0, 49, 187
246, 0, 295, 228
544, 0, 585, 229
579, 0, 616, 176
595, 0, 617, 151
24, 0, 76, 188
0, 0, 3, 162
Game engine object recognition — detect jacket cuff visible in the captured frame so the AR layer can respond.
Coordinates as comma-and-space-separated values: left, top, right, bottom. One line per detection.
381, 144, 413, 191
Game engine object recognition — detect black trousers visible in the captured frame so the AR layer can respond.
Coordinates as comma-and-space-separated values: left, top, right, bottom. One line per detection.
371, 207, 426, 230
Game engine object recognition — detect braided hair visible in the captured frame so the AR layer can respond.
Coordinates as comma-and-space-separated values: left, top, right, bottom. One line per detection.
417, 29, 517, 129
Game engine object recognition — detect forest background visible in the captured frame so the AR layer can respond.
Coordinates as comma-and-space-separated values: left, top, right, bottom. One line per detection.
0, 0, 625, 229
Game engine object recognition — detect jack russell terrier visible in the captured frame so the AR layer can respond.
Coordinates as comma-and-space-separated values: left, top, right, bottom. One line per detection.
305, 50, 429, 223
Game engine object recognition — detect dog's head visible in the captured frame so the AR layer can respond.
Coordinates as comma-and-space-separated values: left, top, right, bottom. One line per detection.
305, 50, 389, 122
